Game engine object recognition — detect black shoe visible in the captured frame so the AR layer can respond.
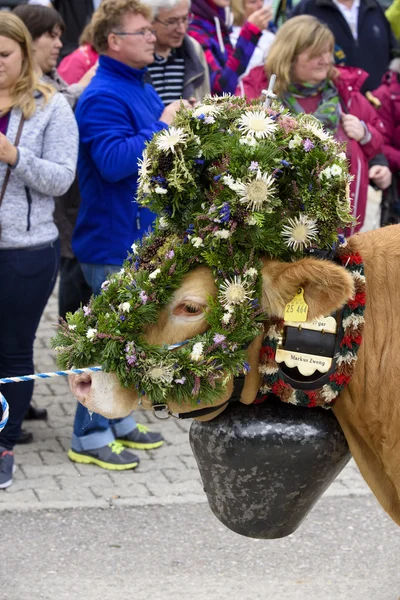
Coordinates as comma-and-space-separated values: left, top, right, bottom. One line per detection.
0, 447, 15, 489
16, 429, 33, 445
24, 406, 48, 421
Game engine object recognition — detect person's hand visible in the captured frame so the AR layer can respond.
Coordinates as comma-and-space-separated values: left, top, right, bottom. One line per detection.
247, 6, 273, 31
78, 62, 98, 89
0, 133, 18, 166
160, 99, 191, 125
341, 114, 366, 142
369, 164, 392, 190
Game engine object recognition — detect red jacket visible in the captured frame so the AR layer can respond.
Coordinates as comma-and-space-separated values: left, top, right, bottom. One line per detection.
236, 66, 385, 234
373, 59, 400, 174
58, 44, 98, 85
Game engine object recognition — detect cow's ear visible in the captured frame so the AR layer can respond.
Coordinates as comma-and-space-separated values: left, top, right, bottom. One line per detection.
261, 257, 355, 321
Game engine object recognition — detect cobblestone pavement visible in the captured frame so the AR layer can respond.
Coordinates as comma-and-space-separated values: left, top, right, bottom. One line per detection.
0, 288, 373, 512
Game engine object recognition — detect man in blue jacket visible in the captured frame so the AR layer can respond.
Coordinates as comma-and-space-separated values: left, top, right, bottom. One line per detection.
70, 0, 190, 470
290, 0, 396, 92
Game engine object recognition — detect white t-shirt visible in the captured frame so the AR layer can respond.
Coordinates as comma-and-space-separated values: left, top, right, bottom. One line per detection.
29, 0, 101, 6
332, 0, 361, 39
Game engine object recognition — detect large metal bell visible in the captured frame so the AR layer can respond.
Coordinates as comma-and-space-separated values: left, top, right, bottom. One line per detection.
189, 397, 351, 539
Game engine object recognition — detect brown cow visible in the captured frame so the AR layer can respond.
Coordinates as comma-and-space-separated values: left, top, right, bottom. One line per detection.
70, 224, 400, 528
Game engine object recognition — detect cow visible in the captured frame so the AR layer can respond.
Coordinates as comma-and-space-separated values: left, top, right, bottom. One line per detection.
68, 224, 400, 529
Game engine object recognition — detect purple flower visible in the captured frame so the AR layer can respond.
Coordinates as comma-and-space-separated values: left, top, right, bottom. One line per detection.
303, 139, 314, 152
126, 354, 136, 366
83, 305, 91, 317
249, 161, 259, 171
219, 203, 231, 223
119, 315, 126, 321
174, 377, 186, 385
213, 334, 226, 344
139, 290, 148, 304
166, 250, 175, 259
101, 280, 110, 291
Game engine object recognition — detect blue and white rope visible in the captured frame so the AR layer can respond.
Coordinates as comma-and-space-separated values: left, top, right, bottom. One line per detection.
0, 366, 103, 432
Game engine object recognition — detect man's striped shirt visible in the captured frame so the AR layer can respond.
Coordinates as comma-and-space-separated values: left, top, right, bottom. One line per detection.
148, 49, 185, 106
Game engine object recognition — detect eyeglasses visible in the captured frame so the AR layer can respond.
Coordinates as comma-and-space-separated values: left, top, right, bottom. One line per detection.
154, 14, 193, 28
112, 28, 156, 39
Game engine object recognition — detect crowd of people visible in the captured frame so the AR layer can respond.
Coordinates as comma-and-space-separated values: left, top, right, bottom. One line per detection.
0, 0, 399, 488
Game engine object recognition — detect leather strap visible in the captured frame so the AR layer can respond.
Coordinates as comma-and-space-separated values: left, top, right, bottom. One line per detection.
0, 114, 25, 206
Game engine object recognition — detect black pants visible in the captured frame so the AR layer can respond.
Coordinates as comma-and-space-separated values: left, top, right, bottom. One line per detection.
58, 256, 92, 320
0, 240, 60, 450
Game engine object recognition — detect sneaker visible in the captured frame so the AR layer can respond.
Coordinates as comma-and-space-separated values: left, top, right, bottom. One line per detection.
0, 447, 16, 489
116, 423, 164, 450
68, 441, 140, 471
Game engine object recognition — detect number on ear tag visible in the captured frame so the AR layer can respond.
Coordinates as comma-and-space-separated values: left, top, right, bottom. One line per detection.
284, 287, 309, 323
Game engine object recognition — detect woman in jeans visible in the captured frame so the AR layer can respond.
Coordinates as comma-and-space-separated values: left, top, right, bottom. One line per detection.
0, 13, 78, 488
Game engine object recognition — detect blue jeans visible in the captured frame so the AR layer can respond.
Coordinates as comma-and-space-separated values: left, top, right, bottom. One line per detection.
71, 263, 136, 452
0, 240, 60, 450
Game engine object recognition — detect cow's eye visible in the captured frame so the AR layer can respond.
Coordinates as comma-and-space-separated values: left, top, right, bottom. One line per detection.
173, 302, 204, 317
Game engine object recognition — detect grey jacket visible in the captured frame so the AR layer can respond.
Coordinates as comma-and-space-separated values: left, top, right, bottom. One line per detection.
0, 93, 79, 249
182, 35, 210, 101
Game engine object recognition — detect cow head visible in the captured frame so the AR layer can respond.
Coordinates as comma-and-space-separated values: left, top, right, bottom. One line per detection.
54, 95, 355, 420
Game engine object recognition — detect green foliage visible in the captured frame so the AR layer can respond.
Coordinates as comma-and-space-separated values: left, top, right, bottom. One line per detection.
53, 95, 354, 408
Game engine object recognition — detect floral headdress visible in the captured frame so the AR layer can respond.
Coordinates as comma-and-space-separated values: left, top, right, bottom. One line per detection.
53, 95, 353, 407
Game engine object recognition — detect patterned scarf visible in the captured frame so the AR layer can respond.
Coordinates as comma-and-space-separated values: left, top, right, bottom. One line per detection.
283, 80, 341, 134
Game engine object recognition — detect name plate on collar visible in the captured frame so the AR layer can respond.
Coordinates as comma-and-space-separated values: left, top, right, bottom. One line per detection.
275, 349, 332, 376
285, 316, 337, 335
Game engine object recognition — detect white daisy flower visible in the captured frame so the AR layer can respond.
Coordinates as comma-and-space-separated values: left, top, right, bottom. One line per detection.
191, 236, 204, 248
148, 365, 174, 384
131, 243, 139, 254
244, 268, 258, 278
204, 115, 215, 124
237, 110, 277, 139
68, 324, 77, 330
300, 115, 331, 141
155, 127, 188, 154
149, 268, 161, 280
86, 328, 97, 340
338, 152, 347, 161
319, 166, 332, 180
154, 186, 167, 195
235, 170, 276, 212
222, 312, 232, 324
222, 174, 242, 192
119, 302, 131, 313
281, 214, 319, 252
190, 342, 204, 361
137, 150, 150, 180
213, 229, 231, 239
288, 134, 302, 149
158, 216, 169, 229
219, 276, 253, 308
193, 104, 220, 118
239, 135, 257, 147
330, 164, 343, 176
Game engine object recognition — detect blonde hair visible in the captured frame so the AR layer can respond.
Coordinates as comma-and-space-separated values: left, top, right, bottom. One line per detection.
231, 0, 245, 27
92, 0, 153, 54
265, 16, 336, 96
0, 13, 54, 119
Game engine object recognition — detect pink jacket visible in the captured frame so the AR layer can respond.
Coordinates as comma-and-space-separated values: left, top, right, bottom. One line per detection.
236, 66, 385, 233
373, 59, 400, 173
58, 44, 98, 85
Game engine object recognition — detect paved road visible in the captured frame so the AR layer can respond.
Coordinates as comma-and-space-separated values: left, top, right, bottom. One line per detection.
0, 289, 399, 599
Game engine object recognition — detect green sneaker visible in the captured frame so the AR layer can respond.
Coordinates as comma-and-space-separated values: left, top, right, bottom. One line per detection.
68, 441, 139, 471
116, 423, 164, 450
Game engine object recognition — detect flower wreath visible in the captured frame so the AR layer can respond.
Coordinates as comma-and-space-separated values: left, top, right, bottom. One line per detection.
53, 95, 355, 408
257, 240, 366, 408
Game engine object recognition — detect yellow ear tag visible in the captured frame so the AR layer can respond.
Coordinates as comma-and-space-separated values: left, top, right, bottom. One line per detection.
284, 287, 309, 323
